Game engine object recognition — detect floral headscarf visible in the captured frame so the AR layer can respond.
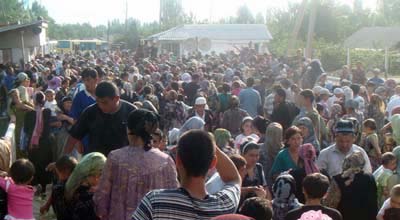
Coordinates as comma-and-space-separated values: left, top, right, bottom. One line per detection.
341, 152, 365, 186
330, 104, 343, 120
214, 128, 231, 149
272, 174, 301, 220
295, 117, 320, 152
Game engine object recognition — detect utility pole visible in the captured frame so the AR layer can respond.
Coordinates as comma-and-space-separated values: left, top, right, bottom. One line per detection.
305, 0, 317, 59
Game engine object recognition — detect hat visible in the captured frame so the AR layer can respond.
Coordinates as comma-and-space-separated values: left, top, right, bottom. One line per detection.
181, 72, 192, 83
333, 88, 344, 95
45, 89, 55, 94
195, 97, 207, 105
312, 86, 323, 95
320, 88, 331, 96
16, 72, 29, 82
335, 120, 354, 134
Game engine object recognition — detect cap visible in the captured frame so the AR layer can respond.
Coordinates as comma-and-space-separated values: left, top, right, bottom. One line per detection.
333, 88, 344, 95
320, 88, 331, 96
312, 86, 323, 95
335, 120, 354, 134
195, 97, 207, 105
16, 72, 29, 82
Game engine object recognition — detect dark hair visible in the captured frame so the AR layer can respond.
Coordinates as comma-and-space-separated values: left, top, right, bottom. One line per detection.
230, 154, 247, 170
152, 128, 164, 140
81, 68, 98, 79
95, 81, 120, 98
222, 83, 231, 93
382, 152, 397, 166
35, 91, 45, 106
302, 173, 330, 199
252, 116, 270, 135
275, 88, 286, 100
120, 73, 129, 79
177, 130, 215, 177
363, 118, 377, 131
246, 77, 255, 87
300, 89, 315, 103
9, 159, 35, 184
350, 84, 361, 95
284, 126, 302, 145
128, 109, 160, 151
240, 197, 273, 220
55, 156, 78, 174
240, 141, 260, 155
230, 95, 240, 108
95, 66, 105, 78
143, 85, 153, 95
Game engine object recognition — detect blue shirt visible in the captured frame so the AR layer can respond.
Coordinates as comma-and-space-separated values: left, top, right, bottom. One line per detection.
238, 87, 261, 117
3, 74, 15, 91
70, 90, 96, 120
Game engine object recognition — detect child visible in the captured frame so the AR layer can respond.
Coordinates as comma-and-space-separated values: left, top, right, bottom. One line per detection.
374, 152, 397, 208
377, 184, 400, 220
0, 159, 35, 220
40, 156, 78, 220
362, 119, 382, 171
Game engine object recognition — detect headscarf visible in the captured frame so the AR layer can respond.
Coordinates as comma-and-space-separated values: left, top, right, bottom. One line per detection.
65, 152, 107, 200
214, 128, 231, 149
299, 210, 332, 220
272, 174, 301, 220
330, 104, 342, 120
387, 146, 400, 190
341, 152, 365, 186
299, 144, 319, 175
30, 92, 45, 148
391, 114, 400, 145
179, 116, 205, 136
264, 123, 284, 160
168, 128, 180, 146
294, 117, 320, 152
392, 146, 400, 174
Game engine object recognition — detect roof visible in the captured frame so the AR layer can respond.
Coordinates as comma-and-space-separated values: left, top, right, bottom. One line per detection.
147, 24, 272, 41
0, 20, 47, 34
344, 26, 400, 49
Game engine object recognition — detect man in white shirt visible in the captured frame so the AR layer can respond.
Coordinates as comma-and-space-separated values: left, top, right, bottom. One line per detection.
327, 88, 344, 110
317, 119, 372, 177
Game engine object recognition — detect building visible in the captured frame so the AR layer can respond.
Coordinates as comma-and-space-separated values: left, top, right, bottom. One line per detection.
344, 26, 400, 49
0, 20, 48, 65
147, 24, 273, 56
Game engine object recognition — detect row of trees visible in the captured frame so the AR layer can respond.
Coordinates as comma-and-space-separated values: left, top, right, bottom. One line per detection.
1, 0, 400, 56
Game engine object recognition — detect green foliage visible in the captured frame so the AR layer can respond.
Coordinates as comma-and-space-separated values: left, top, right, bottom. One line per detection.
0, 0, 31, 24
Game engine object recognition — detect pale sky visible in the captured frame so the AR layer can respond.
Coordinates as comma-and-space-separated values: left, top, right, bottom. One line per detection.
35, 0, 377, 26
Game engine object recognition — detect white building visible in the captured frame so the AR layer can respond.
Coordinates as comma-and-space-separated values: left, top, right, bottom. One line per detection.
147, 24, 273, 56
0, 20, 48, 65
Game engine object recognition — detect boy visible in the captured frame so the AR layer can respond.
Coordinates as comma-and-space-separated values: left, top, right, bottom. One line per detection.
377, 184, 400, 220
285, 173, 342, 220
40, 156, 78, 220
374, 152, 397, 207
240, 197, 273, 220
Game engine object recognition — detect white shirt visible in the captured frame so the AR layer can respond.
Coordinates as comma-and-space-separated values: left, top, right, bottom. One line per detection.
44, 100, 58, 117
206, 172, 225, 194
353, 95, 365, 113
386, 96, 400, 119
317, 144, 372, 177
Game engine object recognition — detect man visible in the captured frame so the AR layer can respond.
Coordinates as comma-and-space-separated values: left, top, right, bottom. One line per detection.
293, 89, 327, 146
368, 68, 385, 86
184, 73, 200, 106
352, 62, 367, 85
350, 84, 365, 113
285, 173, 342, 220
221, 96, 249, 137
271, 88, 299, 131
263, 85, 281, 119
327, 88, 344, 110
65, 81, 137, 156
239, 77, 261, 117
317, 120, 372, 177
188, 96, 214, 131
132, 130, 241, 220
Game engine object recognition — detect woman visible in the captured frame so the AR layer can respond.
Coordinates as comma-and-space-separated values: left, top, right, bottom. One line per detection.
179, 116, 205, 137
214, 128, 236, 155
259, 123, 284, 185
294, 117, 320, 153
270, 126, 303, 179
162, 90, 186, 132
289, 143, 320, 203
272, 174, 302, 220
234, 117, 259, 149
94, 109, 179, 220
54, 97, 75, 161
24, 92, 54, 192
382, 114, 400, 146
325, 152, 378, 220
240, 141, 269, 199
367, 94, 385, 131
343, 99, 364, 125
65, 152, 106, 220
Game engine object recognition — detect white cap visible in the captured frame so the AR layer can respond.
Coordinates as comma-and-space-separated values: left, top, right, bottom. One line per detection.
312, 86, 323, 95
333, 88, 344, 95
195, 97, 207, 105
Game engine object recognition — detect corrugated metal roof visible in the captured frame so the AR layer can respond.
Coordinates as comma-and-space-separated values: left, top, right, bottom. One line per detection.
344, 26, 400, 49
148, 24, 273, 41
0, 20, 46, 34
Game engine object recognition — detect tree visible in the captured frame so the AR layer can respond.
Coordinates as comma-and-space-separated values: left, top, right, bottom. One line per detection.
255, 12, 265, 24
236, 5, 255, 24
0, 0, 31, 24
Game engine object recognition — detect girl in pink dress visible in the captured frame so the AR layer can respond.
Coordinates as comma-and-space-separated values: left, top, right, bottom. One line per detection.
0, 159, 35, 220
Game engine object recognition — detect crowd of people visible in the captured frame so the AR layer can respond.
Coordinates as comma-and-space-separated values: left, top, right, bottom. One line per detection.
0, 46, 400, 220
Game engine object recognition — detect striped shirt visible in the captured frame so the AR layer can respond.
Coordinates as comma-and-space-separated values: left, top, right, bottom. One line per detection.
132, 184, 240, 220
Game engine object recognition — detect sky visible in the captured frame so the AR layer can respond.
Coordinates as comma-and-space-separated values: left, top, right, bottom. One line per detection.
35, 0, 377, 26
